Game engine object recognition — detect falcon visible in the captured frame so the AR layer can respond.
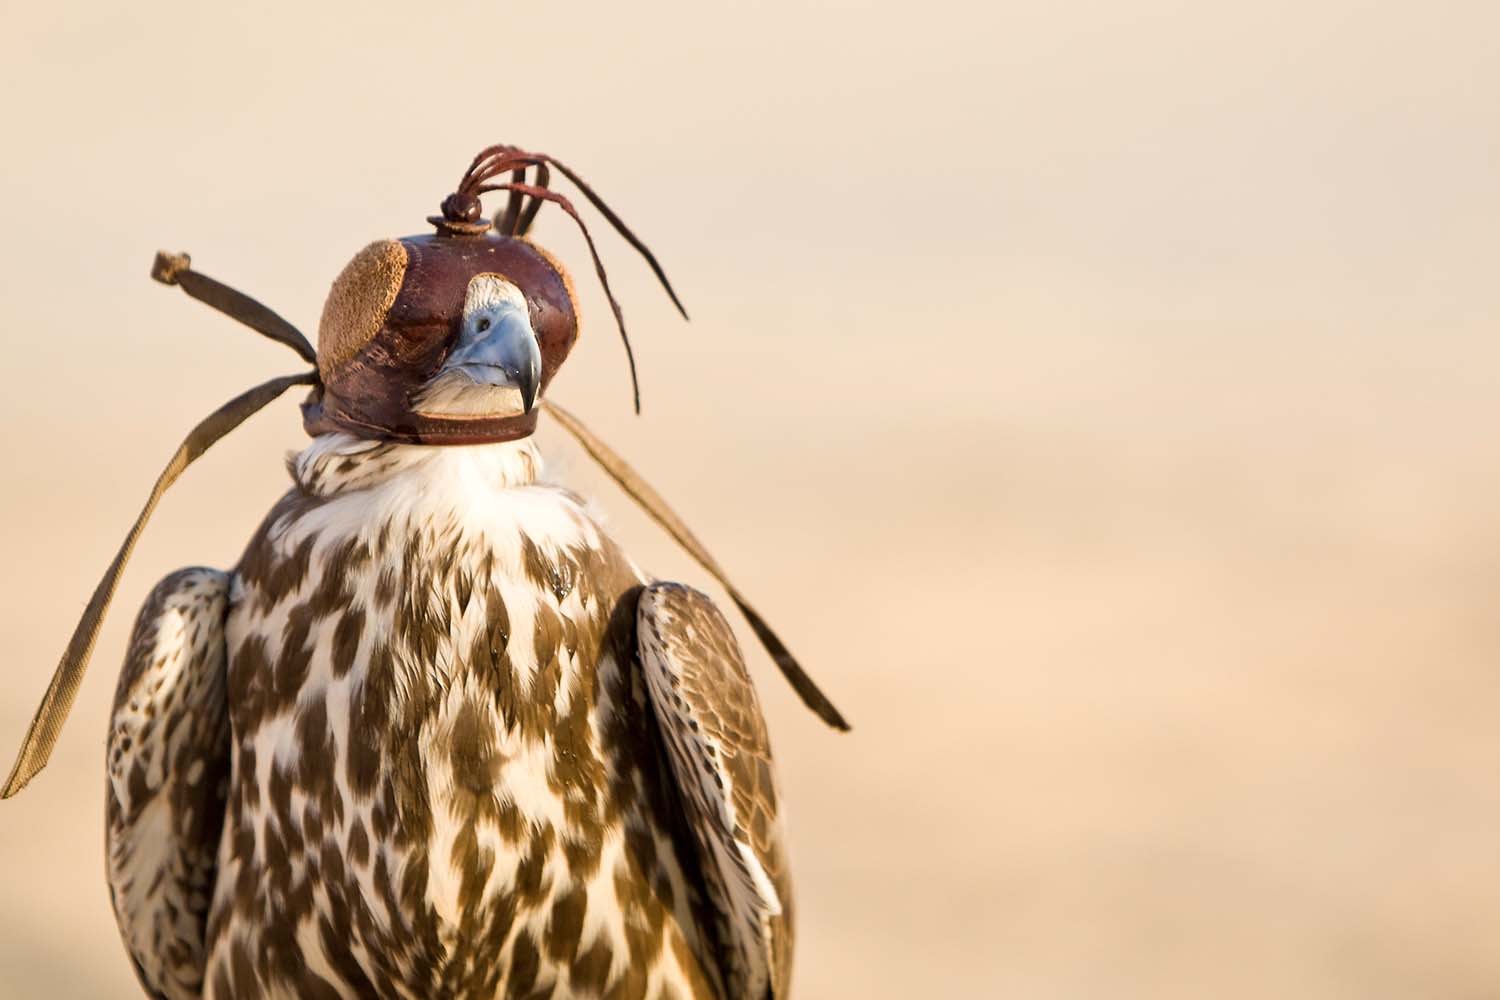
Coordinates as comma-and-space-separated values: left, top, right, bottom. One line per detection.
3, 143, 847, 1000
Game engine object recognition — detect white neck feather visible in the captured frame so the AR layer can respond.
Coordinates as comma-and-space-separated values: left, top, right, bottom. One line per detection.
292, 433, 543, 498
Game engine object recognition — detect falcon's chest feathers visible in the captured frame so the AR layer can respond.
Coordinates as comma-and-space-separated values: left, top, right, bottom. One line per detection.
209, 435, 721, 998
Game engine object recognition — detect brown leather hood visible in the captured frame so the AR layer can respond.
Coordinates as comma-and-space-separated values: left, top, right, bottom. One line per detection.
302, 232, 578, 444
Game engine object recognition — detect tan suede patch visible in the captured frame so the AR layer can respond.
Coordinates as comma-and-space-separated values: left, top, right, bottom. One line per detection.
317, 240, 408, 379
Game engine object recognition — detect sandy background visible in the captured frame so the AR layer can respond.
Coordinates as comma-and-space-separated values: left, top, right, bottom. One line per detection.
2, 2, 1499, 996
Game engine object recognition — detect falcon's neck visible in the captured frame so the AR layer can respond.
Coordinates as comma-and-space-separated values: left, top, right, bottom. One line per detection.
291, 432, 543, 498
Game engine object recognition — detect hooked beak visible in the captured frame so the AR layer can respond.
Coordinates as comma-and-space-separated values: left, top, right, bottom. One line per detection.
444, 301, 543, 413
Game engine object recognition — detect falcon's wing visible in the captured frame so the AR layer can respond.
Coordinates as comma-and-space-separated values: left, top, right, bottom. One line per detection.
637, 582, 794, 999
105, 567, 232, 1000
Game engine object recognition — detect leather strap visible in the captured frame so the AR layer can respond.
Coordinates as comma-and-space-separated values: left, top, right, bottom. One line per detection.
152, 252, 318, 364
544, 401, 850, 731
2, 371, 317, 797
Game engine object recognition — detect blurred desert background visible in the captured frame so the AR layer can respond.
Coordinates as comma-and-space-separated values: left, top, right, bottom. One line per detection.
2, 2, 1499, 997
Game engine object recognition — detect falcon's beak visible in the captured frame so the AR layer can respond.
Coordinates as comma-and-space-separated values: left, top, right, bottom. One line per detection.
444, 301, 543, 413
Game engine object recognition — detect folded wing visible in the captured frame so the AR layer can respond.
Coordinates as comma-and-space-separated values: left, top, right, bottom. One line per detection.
105, 567, 232, 1000
637, 582, 794, 999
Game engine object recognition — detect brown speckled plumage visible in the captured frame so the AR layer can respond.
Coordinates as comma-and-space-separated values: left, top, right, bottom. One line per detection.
104, 435, 793, 999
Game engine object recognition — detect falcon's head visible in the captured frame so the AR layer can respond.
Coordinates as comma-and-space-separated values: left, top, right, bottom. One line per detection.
306, 230, 579, 444
301, 143, 683, 445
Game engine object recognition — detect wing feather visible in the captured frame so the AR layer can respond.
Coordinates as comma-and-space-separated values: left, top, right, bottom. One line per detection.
638, 582, 793, 999
105, 567, 231, 1000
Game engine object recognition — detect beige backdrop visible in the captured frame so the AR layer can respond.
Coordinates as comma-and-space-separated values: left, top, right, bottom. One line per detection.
2, 2, 1499, 997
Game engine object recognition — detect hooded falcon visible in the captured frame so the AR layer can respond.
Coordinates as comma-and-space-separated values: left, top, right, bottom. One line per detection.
2, 143, 847, 1000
